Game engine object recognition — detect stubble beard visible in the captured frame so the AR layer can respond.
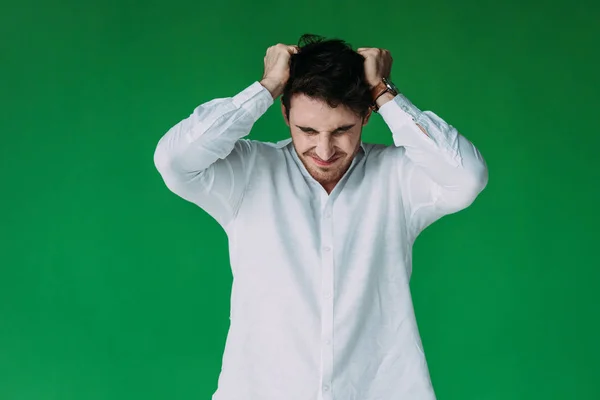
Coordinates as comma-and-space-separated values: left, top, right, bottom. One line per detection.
301, 141, 361, 187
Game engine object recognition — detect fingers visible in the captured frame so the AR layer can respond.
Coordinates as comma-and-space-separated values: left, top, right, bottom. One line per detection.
357, 47, 390, 54
273, 43, 299, 52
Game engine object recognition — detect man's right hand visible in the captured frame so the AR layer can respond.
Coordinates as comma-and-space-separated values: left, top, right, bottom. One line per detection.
260, 43, 299, 99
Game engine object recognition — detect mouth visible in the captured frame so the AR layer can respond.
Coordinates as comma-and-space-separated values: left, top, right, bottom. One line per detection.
310, 156, 339, 167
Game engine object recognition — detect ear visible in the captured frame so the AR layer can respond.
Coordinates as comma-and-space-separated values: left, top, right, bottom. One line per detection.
280, 100, 289, 126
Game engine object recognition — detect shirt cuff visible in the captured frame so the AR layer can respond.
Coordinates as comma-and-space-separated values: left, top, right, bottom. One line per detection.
378, 94, 430, 147
232, 81, 275, 122
379, 93, 422, 120
379, 93, 463, 168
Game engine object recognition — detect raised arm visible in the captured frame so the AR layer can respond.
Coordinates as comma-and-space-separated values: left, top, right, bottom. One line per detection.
357, 47, 488, 239
153, 44, 298, 228
153, 82, 272, 227
379, 92, 489, 238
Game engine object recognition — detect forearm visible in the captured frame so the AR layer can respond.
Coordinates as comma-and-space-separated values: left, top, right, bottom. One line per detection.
380, 93, 488, 209
376, 92, 428, 135
153, 81, 273, 178
260, 78, 285, 99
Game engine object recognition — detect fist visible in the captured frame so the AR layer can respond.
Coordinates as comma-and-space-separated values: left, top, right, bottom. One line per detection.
261, 43, 300, 87
356, 47, 393, 89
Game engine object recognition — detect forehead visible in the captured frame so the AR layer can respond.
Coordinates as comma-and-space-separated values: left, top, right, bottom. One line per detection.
289, 93, 360, 126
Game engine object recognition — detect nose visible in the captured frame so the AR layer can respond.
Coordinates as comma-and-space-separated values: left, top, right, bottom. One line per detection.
315, 136, 335, 161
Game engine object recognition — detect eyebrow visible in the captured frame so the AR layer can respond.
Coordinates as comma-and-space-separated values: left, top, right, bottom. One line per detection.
295, 123, 356, 133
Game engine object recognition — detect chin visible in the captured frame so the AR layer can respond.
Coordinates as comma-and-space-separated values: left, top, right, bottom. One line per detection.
309, 160, 349, 181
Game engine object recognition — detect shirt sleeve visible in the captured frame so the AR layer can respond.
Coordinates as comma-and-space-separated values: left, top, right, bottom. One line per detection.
153, 81, 274, 228
378, 93, 489, 240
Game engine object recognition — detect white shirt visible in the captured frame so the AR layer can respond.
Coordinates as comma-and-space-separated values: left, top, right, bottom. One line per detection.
154, 81, 488, 400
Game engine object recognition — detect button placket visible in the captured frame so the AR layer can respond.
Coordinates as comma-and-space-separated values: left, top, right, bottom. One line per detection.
320, 202, 335, 400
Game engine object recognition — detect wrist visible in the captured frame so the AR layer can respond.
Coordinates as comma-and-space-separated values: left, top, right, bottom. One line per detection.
260, 78, 285, 99
369, 77, 399, 112
367, 80, 381, 90
374, 91, 395, 109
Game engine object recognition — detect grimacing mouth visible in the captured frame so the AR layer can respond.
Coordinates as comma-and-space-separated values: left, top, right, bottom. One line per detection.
305, 152, 344, 162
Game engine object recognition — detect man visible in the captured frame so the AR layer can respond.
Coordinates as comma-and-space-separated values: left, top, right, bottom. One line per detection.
154, 34, 488, 400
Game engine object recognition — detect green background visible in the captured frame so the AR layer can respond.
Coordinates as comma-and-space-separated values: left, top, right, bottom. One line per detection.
1, 0, 598, 398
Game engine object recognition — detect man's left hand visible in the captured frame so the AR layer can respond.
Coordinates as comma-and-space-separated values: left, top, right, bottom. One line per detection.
356, 47, 393, 89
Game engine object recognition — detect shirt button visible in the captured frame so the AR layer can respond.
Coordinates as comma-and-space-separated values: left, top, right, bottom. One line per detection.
323, 246, 331, 252
324, 211, 331, 218
325, 339, 331, 345
324, 292, 331, 298
323, 385, 329, 391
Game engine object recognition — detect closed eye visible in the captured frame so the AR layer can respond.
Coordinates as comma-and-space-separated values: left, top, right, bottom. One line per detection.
296, 125, 355, 135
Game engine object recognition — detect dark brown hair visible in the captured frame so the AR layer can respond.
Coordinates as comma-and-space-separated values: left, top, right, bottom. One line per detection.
281, 34, 372, 120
